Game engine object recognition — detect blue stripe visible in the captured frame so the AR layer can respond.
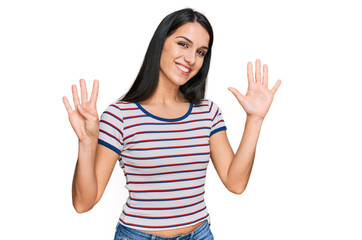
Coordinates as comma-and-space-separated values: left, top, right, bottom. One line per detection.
124, 161, 209, 169
212, 119, 225, 128
210, 126, 227, 137
121, 152, 209, 160
102, 111, 123, 123
135, 102, 193, 122
128, 176, 205, 184
100, 120, 123, 137
124, 127, 210, 141
129, 184, 204, 193
98, 139, 121, 155
129, 144, 209, 151
124, 119, 211, 130
122, 206, 206, 220
125, 200, 204, 211
99, 129, 123, 144
126, 169, 206, 176
130, 192, 204, 201
127, 135, 209, 145
212, 109, 220, 121
124, 115, 149, 120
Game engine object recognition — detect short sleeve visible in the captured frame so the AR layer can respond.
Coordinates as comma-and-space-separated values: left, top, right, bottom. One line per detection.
210, 101, 227, 137
98, 103, 124, 155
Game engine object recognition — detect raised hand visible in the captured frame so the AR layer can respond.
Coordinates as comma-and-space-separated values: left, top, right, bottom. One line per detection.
62, 79, 100, 142
228, 59, 281, 121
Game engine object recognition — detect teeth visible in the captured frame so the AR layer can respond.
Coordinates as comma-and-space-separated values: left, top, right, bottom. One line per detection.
176, 64, 190, 73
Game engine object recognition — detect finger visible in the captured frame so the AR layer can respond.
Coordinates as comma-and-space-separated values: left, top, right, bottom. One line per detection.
72, 84, 80, 106
262, 64, 268, 87
228, 87, 246, 105
77, 105, 98, 122
271, 79, 282, 94
80, 79, 88, 103
255, 59, 261, 83
62, 96, 73, 115
89, 79, 99, 105
247, 62, 254, 85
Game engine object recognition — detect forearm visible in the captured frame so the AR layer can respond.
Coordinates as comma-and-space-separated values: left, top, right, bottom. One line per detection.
227, 116, 263, 193
72, 138, 98, 213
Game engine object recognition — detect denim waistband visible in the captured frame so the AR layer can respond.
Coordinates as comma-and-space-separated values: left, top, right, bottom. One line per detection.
116, 219, 210, 240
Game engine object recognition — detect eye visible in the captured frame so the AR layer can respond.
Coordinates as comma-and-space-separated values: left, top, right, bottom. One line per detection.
197, 49, 206, 57
177, 42, 188, 48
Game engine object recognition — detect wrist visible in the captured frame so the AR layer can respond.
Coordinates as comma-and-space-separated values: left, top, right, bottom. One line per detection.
246, 115, 264, 124
78, 136, 98, 146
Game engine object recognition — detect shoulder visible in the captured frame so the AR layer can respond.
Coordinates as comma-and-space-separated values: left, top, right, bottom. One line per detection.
100, 101, 138, 120
103, 101, 137, 113
195, 99, 222, 111
194, 99, 217, 107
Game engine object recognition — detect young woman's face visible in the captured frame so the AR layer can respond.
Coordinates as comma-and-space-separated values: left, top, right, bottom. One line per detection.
159, 22, 210, 88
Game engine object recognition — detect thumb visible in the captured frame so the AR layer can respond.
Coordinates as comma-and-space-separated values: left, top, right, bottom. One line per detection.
77, 105, 97, 122
228, 87, 246, 105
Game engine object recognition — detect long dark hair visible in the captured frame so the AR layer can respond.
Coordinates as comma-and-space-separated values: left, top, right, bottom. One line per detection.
119, 8, 214, 105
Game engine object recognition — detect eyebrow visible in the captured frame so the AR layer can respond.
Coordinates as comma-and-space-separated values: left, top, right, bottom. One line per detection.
176, 36, 209, 50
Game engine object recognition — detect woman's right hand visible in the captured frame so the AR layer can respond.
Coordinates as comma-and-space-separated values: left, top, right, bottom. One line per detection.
62, 79, 100, 142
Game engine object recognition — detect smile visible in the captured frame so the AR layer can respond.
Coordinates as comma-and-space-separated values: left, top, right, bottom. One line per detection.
175, 63, 191, 75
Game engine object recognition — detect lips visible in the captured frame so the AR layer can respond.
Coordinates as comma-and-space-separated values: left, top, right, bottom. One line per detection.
175, 63, 191, 76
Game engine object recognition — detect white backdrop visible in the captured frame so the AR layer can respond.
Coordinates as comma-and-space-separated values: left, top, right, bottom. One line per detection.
1, 0, 361, 239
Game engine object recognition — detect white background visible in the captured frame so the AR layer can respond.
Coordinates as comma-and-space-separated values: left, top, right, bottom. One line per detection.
1, 0, 361, 239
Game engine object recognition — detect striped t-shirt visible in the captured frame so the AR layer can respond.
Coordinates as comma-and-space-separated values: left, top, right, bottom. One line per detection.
98, 99, 227, 231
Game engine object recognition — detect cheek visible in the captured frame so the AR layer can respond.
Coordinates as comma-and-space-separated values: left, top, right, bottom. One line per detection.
195, 59, 205, 72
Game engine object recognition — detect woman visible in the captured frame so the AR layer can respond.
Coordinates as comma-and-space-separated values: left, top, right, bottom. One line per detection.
62, 8, 281, 240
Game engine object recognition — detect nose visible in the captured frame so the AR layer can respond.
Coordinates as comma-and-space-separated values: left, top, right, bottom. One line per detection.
184, 50, 196, 66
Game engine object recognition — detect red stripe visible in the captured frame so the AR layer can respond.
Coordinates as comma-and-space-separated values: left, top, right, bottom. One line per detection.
212, 119, 224, 128
130, 191, 204, 201
125, 168, 207, 176
129, 184, 204, 192
128, 135, 209, 144
100, 119, 123, 135
126, 200, 204, 210
124, 160, 209, 169
111, 104, 139, 111
212, 109, 219, 121
128, 175, 206, 184
125, 118, 212, 129
191, 110, 210, 114
131, 143, 209, 151
110, 104, 123, 111
104, 111, 123, 122
122, 152, 209, 160
125, 127, 210, 140
122, 206, 206, 219
121, 107, 139, 110
124, 114, 148, 119
190, 102, 212, 115
99, 129, 123, 145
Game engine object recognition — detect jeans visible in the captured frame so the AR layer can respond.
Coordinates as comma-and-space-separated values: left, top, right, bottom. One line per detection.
113, 220, 214, 240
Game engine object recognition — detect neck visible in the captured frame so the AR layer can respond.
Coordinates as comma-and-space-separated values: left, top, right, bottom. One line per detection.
143, 75, 187, 105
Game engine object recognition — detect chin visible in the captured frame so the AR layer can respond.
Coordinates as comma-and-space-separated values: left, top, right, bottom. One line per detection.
177, 79, 191, 87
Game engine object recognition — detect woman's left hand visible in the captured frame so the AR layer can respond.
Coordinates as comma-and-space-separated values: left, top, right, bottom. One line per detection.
228, 59, 281, 121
